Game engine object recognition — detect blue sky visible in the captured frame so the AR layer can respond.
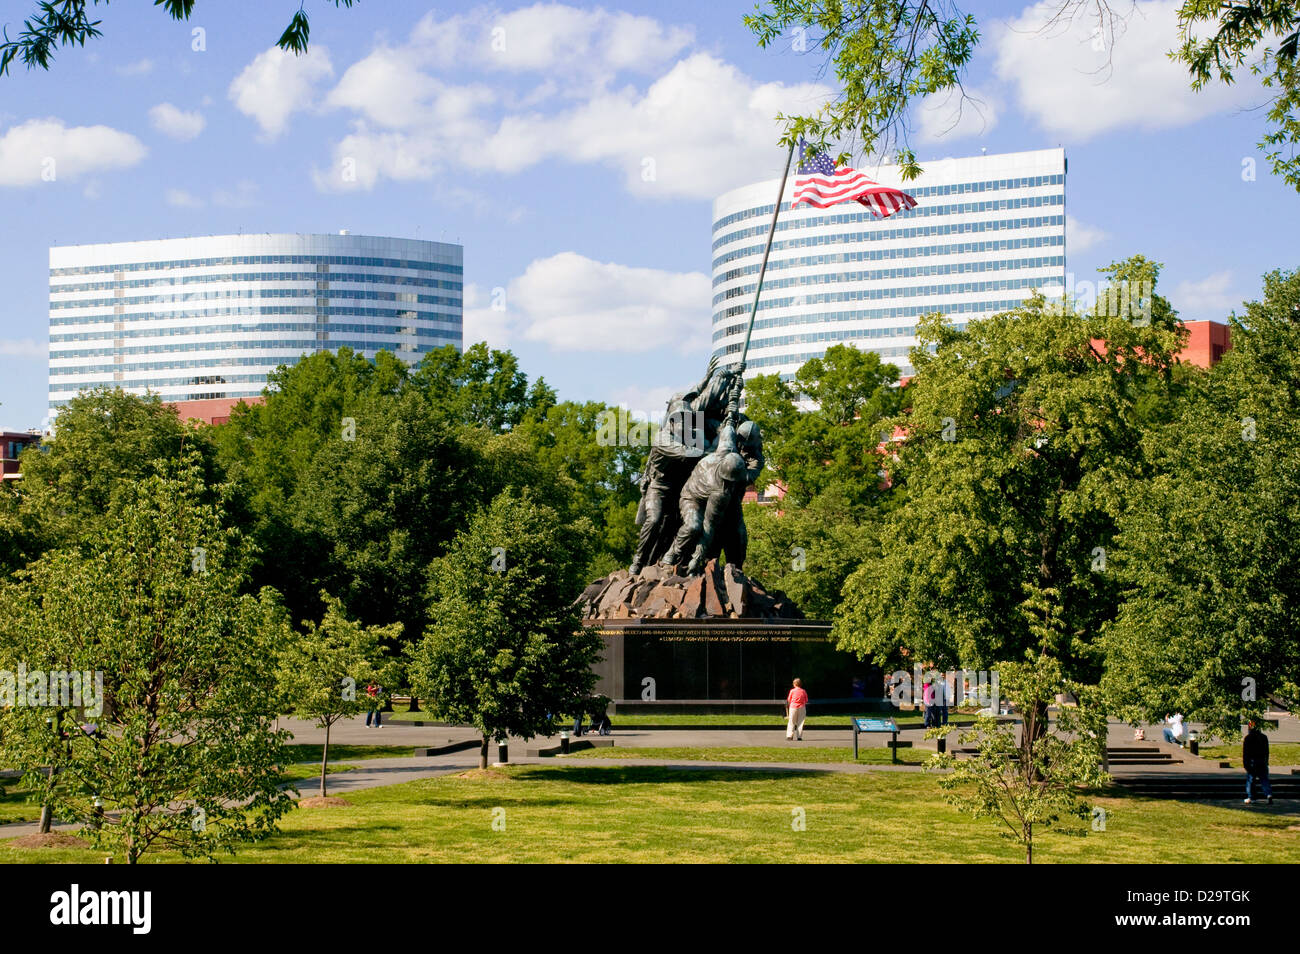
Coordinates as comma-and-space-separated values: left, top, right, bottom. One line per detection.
1, 0, 1296, 430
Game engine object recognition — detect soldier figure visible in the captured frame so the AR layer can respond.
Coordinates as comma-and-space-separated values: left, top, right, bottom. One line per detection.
628, 396, 704, 573
717, 417, 764, 570
629, 357, 739, 574
658, 377, 753, 576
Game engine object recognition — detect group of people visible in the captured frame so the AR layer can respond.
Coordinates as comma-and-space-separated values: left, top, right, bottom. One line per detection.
571, 696, 613, 737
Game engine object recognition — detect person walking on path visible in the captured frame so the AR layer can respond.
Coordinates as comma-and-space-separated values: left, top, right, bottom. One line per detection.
364, 681, 383, 728
786, 678, 809, 741
1243, 721, 1273, 805
922, 676, 936, 728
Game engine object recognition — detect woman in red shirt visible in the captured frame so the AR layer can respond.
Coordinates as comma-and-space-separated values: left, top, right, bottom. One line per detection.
786, 678, 809, 741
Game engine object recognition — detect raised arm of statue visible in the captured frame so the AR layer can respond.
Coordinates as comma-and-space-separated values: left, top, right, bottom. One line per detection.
690, 354, 719, 399
724, 373, 743, 427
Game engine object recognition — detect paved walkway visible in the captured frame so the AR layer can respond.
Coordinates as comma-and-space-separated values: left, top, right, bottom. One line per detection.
6, 712, 1293, 840
267, 712, 1300, 771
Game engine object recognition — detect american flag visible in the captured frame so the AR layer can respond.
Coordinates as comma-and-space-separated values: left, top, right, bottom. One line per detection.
790, 140, 917, 218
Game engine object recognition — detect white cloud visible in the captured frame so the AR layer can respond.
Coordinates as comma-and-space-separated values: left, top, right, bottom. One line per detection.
461, 283, 515, 351
149, 102, 206, 141
213, 180, 258, 207
166, 187, 205, 208
326, 48, 487, 128
993, 0, 1258, 140
507, 252, 711, 353
916, 86, 999, 143
165, 180, 258, 209
482, 53, 832, 198
116, 59, 154, 77
308, 5, 823, 198
313, 126, 448, 191
1173, 270, 1240, 315
0, 119, 146, 186
317, 48, 831, 198
228, 46, 333, 138
1066, 215, 1109, 253
0, 338, 45, 357
408, 4, 693, 81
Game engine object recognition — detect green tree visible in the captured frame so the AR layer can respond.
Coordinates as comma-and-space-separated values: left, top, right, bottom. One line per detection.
211, 348, 411, 625
1176, 1, 1300, 189
0, 457, 294, 863
744, 0, 979, 178
410, 342, 557, 432
409, 490, 601, 769
291, 389, 486, 658
213, 347, 408, 519
276, 595, 401, 797
742, 486, 879, 620
1, 0, 355, 75
929, 654, 1110, 864
747, 1, 1300, 190
744, 343, 902, 507
513, 399, 642, 577
0, 478, 41, 582
835, 256, 1186, 715
17, 387, 224, 554
1103, 268, 1300, 731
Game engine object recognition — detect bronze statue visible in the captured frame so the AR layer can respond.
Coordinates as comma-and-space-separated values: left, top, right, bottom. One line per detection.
657, 420, 748, 575
630, 357, 746, 574
627, 363, 764, 577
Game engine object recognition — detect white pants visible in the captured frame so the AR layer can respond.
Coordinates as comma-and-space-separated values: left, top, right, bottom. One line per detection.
786, 706, 806, 740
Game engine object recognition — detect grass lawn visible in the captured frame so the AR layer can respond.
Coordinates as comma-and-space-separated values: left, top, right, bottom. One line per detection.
1198, 743, 1300, 769
3, 763, 1297, 864
0, 763, 361, 829
275, 744, 423, 784
285, 744, 418, 763
279, 763, 358, 784
563, 745, 932, 765
0, 784, 48, 825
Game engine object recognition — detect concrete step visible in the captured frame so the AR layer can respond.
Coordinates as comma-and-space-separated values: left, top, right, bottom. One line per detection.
1107, 745, 1181, 765
1112, 774, 1300, 800
412, 740, 480, 757
525, 738, 615, 758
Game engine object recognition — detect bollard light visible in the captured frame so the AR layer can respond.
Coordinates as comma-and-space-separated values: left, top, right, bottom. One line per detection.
1187, 729, 1199, 756
498, 741, 508, 764
559, 730, 570, 755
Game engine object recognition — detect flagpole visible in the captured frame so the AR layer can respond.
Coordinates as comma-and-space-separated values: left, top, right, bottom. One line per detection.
738, 139, 797, 372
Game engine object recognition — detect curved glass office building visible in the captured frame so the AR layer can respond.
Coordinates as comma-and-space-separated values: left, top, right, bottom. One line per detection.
48, 232, 462, 414
711, 148, 1066, 381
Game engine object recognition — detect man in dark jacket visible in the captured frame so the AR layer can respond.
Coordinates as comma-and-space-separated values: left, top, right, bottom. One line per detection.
1243, 721, 1272, 804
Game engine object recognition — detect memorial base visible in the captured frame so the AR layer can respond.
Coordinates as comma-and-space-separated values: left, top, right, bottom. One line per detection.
589, 617, 878, 713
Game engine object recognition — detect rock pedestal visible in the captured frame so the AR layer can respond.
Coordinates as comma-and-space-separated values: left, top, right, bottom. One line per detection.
575, 560, 802, 622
